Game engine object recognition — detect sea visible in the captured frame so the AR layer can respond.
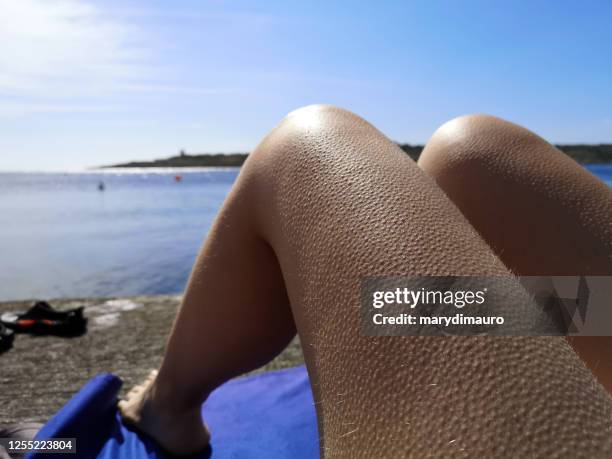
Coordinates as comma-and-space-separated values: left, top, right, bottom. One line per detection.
0, 165, 611, 302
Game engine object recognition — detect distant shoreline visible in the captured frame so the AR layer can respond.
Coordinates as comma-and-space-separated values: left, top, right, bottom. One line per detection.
102, 144, 612, 168
101, 153, 249, 169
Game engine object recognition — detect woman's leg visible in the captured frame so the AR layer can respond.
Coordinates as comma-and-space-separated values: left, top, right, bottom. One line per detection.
418, 114, 612, 391
121, 106, 612, 457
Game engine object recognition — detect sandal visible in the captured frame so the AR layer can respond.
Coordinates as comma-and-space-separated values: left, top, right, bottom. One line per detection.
0, 301, 87, 336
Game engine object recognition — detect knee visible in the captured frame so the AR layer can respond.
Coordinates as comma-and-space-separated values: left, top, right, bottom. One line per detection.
257, 103, 368, 155
237, 104, 364, 203
418, 114, 547, 176
250, 104, 337, 161
239, 103, 379, 240
283, 103, 341, 124
246, 104, 385, 178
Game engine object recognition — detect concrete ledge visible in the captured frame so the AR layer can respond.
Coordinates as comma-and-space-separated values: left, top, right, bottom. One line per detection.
0, 296, 304, 424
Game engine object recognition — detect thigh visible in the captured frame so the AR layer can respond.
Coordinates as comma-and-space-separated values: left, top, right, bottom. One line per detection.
418, 114, 612, 276
241, 106, 612, 457
419, 114, 612, 392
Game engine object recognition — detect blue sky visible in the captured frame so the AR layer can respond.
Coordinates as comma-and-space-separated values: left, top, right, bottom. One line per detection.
0, 0, 610, 171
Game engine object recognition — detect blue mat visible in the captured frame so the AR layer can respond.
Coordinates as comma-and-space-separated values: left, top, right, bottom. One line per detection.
28, 365, 319, 459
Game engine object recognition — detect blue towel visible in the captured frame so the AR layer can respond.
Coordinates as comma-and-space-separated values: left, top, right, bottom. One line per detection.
28, 365, 319, 459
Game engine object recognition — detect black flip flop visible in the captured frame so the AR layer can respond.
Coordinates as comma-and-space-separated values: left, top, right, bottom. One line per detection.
0, 301, 87, 337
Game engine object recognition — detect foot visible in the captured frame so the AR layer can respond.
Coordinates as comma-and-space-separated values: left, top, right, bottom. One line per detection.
118, 370, 211, 455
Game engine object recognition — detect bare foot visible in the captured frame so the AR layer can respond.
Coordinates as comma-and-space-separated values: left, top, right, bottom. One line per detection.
118, 370, 211, 455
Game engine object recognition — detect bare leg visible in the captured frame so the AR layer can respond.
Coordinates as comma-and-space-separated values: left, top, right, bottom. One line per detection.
121, 106, 612, 457
419, 114, 612, 391
119, 154, 296, 454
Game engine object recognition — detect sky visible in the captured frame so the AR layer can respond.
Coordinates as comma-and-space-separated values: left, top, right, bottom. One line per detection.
0, 0, 611, 171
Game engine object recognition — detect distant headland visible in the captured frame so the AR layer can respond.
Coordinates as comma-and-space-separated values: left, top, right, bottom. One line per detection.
102, 144, 612, 168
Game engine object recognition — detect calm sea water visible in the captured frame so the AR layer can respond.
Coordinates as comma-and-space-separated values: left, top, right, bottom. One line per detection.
0, 169, 238, 301
0, 165, 610, 301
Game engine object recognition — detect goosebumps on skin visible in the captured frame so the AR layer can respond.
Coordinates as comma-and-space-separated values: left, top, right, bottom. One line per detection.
419, 114, 612, 392
120, 105, 612, 458
418, 114, 612, 276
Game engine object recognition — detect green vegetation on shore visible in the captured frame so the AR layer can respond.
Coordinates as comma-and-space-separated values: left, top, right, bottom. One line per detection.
552, 144, 612, 165
104, 144, 611, 168
397, 144, 612, 164
104, 152, 249, 168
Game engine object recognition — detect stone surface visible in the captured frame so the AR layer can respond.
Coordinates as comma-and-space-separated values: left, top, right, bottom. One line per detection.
0, 296, 304, 424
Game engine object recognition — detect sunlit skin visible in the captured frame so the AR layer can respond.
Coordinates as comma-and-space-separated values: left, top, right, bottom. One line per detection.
419, 114, 612, 392
119, 106, 612, 457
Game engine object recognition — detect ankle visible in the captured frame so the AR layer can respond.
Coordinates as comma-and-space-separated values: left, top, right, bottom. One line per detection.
149, 377, 208, 415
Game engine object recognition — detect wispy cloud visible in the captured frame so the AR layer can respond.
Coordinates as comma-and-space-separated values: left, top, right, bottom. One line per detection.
0, 0, 147, 97
0, 103, 120, 117
104, 7, 277, 24
0, 0, 237, 114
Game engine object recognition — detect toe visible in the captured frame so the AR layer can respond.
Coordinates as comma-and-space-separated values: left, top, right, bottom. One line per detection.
127, 386, 143, 397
